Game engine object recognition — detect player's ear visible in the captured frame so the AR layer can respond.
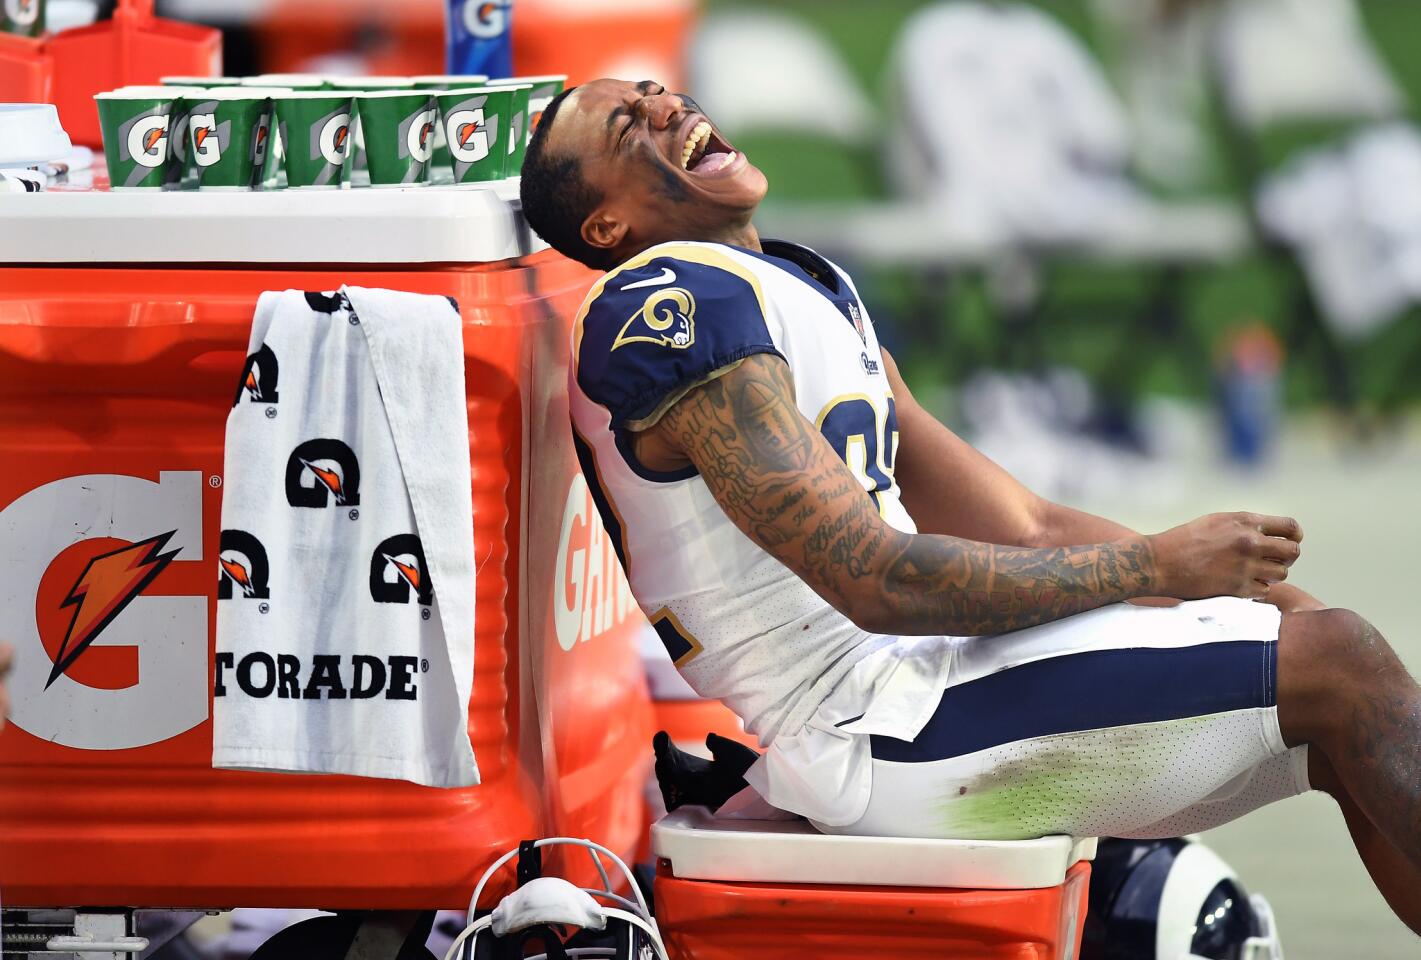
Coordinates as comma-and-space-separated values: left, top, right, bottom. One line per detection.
581, 207, 627, 256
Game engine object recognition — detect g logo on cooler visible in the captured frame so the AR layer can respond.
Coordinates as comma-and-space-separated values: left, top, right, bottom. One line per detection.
5, 0, 38, 26
463, 0, 510, 39
0, 471, 208, 750
125, 114, 169, 169
319, 112, 353, 166
406, 107, 438, 164
189, 112, 221, 167
445, 109, 490, 163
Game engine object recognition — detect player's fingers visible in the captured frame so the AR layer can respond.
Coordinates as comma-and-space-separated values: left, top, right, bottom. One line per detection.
1263, 537, 1302, 566
1258, 515, 1302, 542
1254, 561, 1290, 584
0, 642, 12, 676
1246, 579, 1271, 600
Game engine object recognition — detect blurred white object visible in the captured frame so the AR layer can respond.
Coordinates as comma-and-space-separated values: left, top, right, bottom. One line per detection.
45, 0, 99, 32
690, 9, 875, 146
489, 878, 606, 936
1258, 123, 1421, 339
1216, 0, 1402, 129
639, 622, 698, 701
879, 2, 1246, 262
160, 0, 278, 24
0, 103, 73, 167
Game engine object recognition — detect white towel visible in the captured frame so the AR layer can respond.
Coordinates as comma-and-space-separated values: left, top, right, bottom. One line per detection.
213, 286, 479, 787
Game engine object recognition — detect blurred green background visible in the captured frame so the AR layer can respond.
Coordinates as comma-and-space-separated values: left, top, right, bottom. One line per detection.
706, 0, 1421, 414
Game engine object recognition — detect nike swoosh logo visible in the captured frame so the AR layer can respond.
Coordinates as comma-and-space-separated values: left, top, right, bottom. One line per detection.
622, 267, 677, 291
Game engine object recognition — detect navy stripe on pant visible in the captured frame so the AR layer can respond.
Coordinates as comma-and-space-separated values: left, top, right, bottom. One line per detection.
870, 639, 1276, 763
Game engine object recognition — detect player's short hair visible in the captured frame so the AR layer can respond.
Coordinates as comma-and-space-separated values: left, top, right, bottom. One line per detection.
520, 88, 617, 271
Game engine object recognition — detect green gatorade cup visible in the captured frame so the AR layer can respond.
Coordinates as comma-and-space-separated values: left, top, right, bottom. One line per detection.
187, 89, 278, 190
488, 74, 565, 145
357, 90, 438, 187
95, 90, 178, 190
0, 0, 44, 38
483, 82, 531, 174
436, 86, 516, 184
274, 91, 356, 189
414, 75, 489, 171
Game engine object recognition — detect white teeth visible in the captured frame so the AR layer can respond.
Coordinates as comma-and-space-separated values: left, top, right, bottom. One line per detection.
681, 120, 712, 169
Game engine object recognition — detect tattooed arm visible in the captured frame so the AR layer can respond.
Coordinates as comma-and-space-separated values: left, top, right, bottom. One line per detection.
649, 353, 1302, 637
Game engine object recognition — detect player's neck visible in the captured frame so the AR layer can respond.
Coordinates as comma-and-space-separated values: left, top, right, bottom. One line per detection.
697, 222, 761, 253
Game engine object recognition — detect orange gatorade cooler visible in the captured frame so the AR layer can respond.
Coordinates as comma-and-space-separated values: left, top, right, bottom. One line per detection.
0, 171, 653, 917
653, 808, 1094, 959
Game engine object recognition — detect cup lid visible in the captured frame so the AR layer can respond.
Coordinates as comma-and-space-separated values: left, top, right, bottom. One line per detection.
412, 75, 489, 84
487, 75, 567, 84
204, 87, 295, 99
328, 77, 414, 89
270, 90, 354, 100
161, 75, 243, 86
96, 89, 184, 100
244, 74, 327, 87
356, 90, 435, 99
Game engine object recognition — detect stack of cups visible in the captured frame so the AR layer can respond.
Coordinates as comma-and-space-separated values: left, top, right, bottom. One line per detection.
412, 75, 488, 176
95, 87, 203, 191
272, 90, 357, 189
485, 74, 566, 174
184, 87, 288, 190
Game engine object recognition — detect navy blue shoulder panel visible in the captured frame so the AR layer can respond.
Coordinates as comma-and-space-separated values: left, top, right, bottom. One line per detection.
577, 249, 782, 430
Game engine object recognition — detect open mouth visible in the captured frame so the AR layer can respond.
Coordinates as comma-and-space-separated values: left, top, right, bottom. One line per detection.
678, 117, 739, 176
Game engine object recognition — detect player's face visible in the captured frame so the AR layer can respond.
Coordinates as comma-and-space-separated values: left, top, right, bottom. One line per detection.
550, 79, 768, 258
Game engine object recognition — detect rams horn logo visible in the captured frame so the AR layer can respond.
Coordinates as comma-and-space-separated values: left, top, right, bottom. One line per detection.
285, 438, 361, 508
611, 287, 696, 351
217, 529, 271, 600
233, 342, 280, 406
370, 534, 433, 606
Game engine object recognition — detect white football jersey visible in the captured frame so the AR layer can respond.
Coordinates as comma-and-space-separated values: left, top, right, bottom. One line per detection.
569, 240, 916, 743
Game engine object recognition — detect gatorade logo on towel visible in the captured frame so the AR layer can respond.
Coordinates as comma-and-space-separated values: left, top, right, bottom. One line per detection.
234, 342, 280, 406
370, 534, 433, 606
218, 529, 272, 601
285, 438, 361, 508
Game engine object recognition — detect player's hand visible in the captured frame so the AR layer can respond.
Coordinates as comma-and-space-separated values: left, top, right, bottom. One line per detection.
0, 641, 12, 732
1149, 512, 1303, 601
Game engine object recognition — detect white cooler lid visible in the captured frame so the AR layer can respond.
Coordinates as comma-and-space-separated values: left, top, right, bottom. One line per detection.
0, 178, 547, 265
653, 806, 1097, 890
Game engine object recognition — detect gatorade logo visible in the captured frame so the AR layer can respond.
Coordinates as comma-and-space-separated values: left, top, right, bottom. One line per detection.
217, 529, 271, 601
253, 116, 271, 166
553, 474, 636, 651
405, 107, 438, 164
125, 114, 169, 169
318, 112, 353, 166
5, 0, 38, 26
234, 342, 279, 406
446, 108, 490, 163
0, 471, 208, 750
369, 534, 433, 606
463, 0, 510, 39
285, 438, 361, 508
189, 111, 224, 167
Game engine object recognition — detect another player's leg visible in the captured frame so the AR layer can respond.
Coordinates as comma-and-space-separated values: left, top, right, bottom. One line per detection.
1276, 608, 1421, 880
1307, 750, 1421, 934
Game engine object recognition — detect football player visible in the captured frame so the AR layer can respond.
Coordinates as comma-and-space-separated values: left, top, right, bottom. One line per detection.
521, 80, 1421, 932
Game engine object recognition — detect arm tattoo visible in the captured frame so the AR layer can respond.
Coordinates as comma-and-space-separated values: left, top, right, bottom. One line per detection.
659, 354, 1158, 636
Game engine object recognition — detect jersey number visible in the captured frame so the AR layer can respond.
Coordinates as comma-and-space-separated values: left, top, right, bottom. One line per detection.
816, 395, 899, 514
